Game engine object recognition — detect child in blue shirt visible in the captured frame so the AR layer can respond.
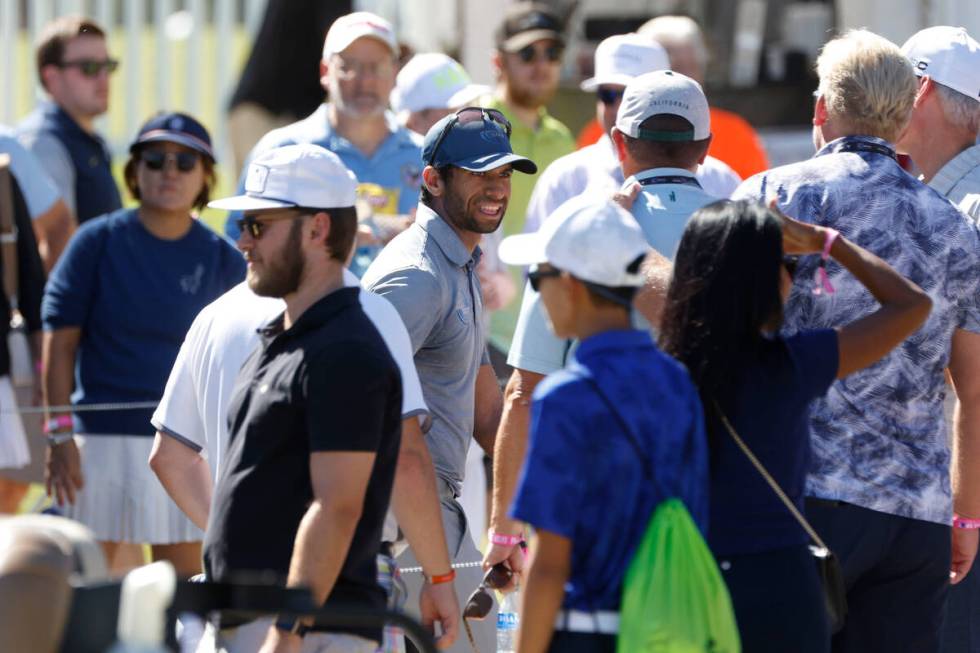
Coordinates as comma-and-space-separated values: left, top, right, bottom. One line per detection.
497, 196, 709, 653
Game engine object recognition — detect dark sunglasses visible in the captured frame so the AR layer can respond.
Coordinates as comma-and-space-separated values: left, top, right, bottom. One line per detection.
235, 210, 312, 240
783, 255, 799, 278
528, 266, 562, 292
462, 563, 514, 621
597, 87, 625, 105
516, 43, 563, 64
141, 149, 200, 172
58, 58, 119, 77
428, 107, 512, 167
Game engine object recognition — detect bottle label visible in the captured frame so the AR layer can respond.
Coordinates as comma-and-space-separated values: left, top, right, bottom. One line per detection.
497, 612, 518, 630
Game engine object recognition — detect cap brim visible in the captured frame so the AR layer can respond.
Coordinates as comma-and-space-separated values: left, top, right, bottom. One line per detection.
132, 133, 214, 159
498, 232, 547, 267
500, 30, 565, 52
579, 74, 633, 91
447, 84, 492, 109
456, 152, 538, 175
207, 194, 297, 211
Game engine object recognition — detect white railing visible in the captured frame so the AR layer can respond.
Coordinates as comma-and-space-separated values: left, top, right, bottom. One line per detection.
0, 0, 268, 165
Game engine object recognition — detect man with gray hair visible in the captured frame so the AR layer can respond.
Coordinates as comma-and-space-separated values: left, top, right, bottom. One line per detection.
896, 25, 980, 653
733, 29, 980, 651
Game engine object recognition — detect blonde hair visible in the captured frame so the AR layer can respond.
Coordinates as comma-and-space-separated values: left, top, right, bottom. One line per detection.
638, 16, 708, 70
816, 30, 916, 142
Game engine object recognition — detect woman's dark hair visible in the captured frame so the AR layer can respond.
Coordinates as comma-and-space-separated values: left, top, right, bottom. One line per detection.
124, 146, 216, 211
659, 200, 785, 409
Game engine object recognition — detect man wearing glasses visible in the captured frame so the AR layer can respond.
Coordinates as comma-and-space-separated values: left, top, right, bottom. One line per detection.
18, 16, 120, 225
362, 109, 536, 653
482, 2, 576, 356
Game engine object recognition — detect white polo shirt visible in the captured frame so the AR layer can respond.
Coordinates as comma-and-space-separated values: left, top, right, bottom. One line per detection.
929, 143, 980, 221
151, 269, 428, 476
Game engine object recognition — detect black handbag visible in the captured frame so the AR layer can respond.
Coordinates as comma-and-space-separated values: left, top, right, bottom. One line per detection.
713, 401, 848, 633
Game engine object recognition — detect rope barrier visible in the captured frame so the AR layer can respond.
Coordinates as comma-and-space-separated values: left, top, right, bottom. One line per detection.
398, 560, 484, 575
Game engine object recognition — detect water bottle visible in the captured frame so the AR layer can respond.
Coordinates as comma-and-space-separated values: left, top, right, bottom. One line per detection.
496, 588, 520, 653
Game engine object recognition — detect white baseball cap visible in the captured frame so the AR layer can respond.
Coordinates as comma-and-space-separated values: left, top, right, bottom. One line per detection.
615, 69, 710, 141
208, 144, 358, 212
580, 33, 670, 91
322, 11, 398, 59
498, 196, 647, 288
391, 53, 490, 114
902, 26, 980, 102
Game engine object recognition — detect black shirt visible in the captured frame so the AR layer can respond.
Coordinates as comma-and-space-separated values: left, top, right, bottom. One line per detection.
203, 287, 402, 642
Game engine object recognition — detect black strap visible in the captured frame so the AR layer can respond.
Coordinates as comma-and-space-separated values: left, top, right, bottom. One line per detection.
636, 175, 702, 189
827, 139, 897, 161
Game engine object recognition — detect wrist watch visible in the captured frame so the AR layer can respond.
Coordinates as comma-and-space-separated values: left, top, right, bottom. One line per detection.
274, 615, 309, 637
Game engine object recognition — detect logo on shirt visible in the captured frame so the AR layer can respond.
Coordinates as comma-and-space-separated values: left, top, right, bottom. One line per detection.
180, 264, 205, 294
401, 164, 422, 189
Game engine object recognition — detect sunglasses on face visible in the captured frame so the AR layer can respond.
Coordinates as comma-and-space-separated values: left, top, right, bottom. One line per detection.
141, 149, 200, 172
597, 87, 625, 105
235, 210, 311, 240
58, 58, 119, 77
463, 563, 514, 621
516, 43, 563, 64
783, 255, 799, 278
428, 107, 513, 166
528, 266, 562, 292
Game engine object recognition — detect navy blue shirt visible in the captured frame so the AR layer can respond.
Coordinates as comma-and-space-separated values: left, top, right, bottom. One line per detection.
42, 209, 245, 436
511, 329, 708, 612
708, 329, 838, 557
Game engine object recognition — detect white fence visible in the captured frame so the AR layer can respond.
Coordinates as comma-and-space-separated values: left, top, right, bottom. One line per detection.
0, 0, 269, 164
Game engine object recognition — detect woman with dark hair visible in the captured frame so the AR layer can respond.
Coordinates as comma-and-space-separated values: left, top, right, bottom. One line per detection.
41, 113, 244, 576
659, 199, 931, 651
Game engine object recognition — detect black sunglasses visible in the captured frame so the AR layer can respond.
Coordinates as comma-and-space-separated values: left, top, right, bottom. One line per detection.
236, 210, 314, 240
141, 149, 200, 172
597, 87, 625, 105
516, 43, 563, 64
528, 266, 562, 292
463, 563, 514, 622
427, 107, 512, 167
58, 58, 119, 77
783, 255, 799, 278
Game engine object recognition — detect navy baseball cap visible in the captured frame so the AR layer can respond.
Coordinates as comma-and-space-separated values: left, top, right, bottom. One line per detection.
130, 112, 215, 161
422, 109, 537, 174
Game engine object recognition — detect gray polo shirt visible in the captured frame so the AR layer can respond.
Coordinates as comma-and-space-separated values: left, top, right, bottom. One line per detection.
362, 204, 488, 496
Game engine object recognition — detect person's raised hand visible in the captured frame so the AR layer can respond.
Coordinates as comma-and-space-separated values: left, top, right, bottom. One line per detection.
419, 580, 460, 649
770, 197, 825, 256
612, 182, 642, 212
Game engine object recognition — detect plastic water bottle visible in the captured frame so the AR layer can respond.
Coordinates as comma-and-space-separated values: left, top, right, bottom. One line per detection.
496, 589, 520, 653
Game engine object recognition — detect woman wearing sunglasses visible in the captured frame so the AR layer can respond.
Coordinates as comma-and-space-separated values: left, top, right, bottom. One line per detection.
41, 112, 245, 576
659, 200, 930, 651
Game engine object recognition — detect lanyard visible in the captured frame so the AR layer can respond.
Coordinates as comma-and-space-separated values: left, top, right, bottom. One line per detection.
827, 140, 898, 161
636, 175, 702, 188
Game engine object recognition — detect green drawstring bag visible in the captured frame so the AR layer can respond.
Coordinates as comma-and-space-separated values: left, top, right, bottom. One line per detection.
617, 498, 741, 653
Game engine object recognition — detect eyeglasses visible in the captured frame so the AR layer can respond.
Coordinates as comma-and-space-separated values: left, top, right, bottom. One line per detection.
235, 210, 311, 240
141, 149, 200, 172
516, 43, 563, 64
528, 266, 562, 292
597, 87, 625, 105
331, 54, 394, 80
462, 563, 514, 622
58, 58, 119, 77
427, 107, 512, 167
783, 255, 799, 278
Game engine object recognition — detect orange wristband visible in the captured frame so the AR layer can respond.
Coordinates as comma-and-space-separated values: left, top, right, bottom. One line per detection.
427, 569, 456, 585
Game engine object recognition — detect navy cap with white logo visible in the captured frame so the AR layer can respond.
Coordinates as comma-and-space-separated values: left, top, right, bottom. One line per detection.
130, 112, 214, 161
422, 109, 537, 174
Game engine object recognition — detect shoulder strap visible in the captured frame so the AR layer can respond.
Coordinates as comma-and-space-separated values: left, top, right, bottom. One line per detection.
712, 400, 830, 550
0, 154, 19, 308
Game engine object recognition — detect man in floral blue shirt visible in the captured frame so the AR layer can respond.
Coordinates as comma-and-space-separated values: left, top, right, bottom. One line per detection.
734, 29, 980, 652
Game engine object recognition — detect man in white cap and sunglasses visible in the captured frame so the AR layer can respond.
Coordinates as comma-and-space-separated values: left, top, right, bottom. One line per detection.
486, 69, 720, 578
895, 25, 980, 653
392, 53, 489, 138
152, 144, 459, 652
362, 109, 537, 653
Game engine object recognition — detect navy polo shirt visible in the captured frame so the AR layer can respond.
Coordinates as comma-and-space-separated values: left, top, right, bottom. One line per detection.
511, 329, 709, 612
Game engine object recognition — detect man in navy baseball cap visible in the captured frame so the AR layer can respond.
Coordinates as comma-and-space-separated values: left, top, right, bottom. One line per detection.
422, 107, 537, 174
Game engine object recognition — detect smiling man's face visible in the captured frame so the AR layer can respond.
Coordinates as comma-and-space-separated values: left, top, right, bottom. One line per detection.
440, 164, 513, 235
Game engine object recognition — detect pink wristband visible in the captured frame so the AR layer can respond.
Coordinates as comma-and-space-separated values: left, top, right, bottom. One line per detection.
43, 414, 73, 434
953, 514, 980, 529
813, 228, 839, 296
489, 530, 523, 547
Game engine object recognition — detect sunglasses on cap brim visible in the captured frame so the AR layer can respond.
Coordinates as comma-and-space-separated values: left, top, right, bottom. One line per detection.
427, 107, 512, 166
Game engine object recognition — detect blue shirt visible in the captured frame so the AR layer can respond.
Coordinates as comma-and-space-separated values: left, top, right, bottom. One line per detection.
42, 209, 246, 436
224, 105, 423, 244
511, 329, 708, 612
732, 135, 980, 525
507, 172, 717, 376
708, 330, 838, 557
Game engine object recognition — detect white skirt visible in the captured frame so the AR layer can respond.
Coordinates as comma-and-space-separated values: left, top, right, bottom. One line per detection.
66, 434, 204, 544
0, 376, 30, 470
